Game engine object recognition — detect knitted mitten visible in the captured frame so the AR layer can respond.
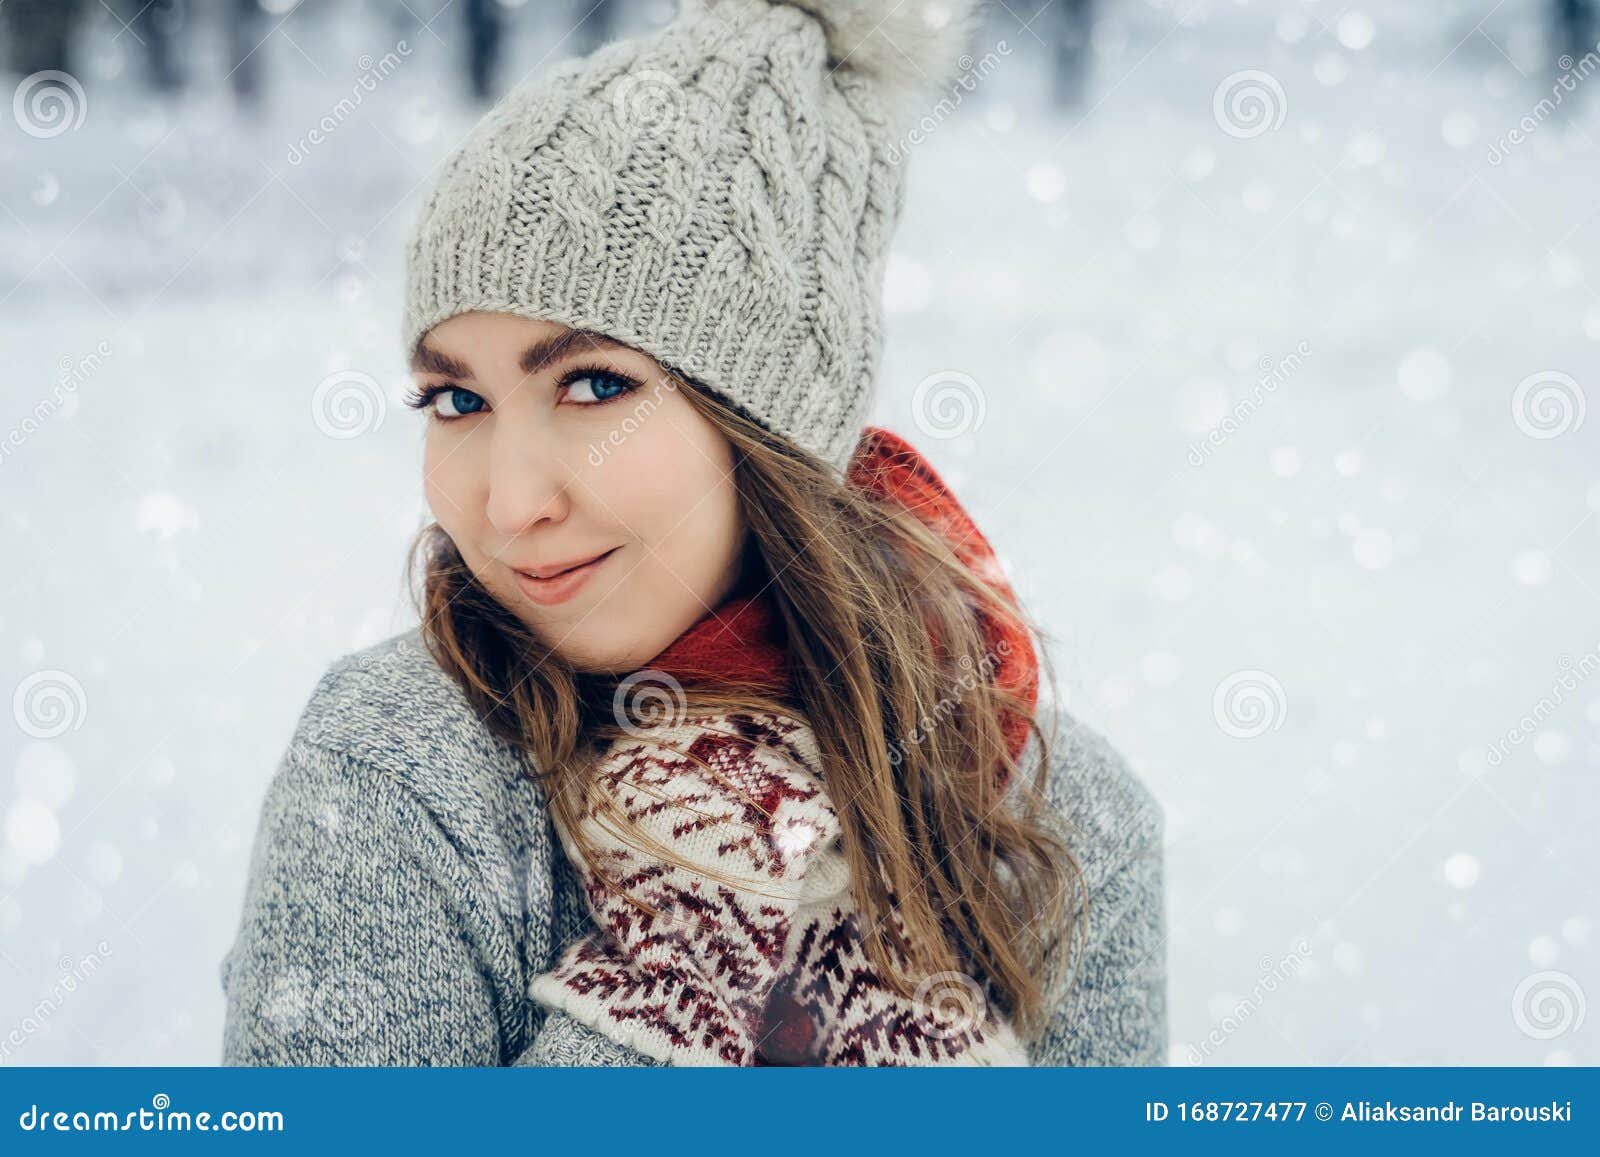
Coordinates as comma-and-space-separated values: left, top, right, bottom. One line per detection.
527, 710, 1029, 1067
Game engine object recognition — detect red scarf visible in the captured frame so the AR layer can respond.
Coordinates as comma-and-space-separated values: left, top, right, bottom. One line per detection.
648, 425, 1039, 789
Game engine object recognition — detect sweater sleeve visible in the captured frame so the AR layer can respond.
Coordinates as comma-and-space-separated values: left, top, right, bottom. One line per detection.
1027, 717, 1169, 1066
219, 740, 513, 1066
1028, 828, 1168, 1065
511, 1009, 667, 1067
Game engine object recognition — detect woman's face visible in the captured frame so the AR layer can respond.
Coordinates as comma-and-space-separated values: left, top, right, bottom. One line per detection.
409, 311, 748, 673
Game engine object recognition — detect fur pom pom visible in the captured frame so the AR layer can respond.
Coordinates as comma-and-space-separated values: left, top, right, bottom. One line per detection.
783, 1, 985, 96
685, 0, 987, 117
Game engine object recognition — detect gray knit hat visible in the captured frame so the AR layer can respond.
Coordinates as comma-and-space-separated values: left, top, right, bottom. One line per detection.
402, 0, 982, 477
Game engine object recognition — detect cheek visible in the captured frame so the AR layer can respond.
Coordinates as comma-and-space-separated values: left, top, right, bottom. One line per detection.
623, 436, 742, 570
420, 434, 477, 530
594, 407, 736, 532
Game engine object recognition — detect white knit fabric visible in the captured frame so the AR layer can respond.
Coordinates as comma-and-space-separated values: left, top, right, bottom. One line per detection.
528, 709, 1030, 1066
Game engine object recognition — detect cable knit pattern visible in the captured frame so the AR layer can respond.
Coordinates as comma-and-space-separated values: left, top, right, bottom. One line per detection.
218, 627, 1167, 1067
528, 711, 1029, 1066
401, 0, 977, 476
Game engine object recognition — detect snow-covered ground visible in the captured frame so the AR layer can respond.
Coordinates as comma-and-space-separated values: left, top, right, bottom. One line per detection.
1, 0, 1596, 1065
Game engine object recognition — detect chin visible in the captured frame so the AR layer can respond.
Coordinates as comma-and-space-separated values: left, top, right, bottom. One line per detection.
549, 630, 657, 677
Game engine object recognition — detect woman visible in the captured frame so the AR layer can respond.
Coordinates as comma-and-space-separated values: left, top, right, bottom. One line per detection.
219, 0, 1166, 1066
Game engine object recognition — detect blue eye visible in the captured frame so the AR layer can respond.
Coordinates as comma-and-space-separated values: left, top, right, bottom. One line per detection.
436, 387, 486, 417
404, 384, 486, 420
563, 369, 636, 405
404, 365, 640, 422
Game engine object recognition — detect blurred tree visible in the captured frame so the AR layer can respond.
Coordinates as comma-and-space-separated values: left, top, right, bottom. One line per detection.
118, 0, 188, 94
466, 0, 503, 101
1, 0, 89, 76
226, 0, 267, 106
1046, 0, 1096, 109
1552, 0, 1597, 71
573, 0, 622, 56
981, 0, 1099, 110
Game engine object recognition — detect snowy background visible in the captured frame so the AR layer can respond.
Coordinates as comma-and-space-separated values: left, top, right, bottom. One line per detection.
1, 0, 1596, 1065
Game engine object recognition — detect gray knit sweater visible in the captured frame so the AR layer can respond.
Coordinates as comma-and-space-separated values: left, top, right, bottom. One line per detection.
218, 629, 1167, 1066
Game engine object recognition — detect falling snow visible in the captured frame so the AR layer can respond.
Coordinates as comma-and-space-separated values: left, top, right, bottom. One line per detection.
0, 0, 1595, 1067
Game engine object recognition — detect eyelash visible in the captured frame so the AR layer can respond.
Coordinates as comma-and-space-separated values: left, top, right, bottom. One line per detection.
402, 364, 642, 421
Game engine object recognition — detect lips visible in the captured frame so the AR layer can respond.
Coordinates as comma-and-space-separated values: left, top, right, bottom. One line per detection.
516, 548, 617, 581
511, 546, 620, 607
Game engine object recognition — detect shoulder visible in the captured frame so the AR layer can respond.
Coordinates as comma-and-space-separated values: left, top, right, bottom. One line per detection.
223, 628, 560, 1064
293, 626, 501, 770
1031, 704, 1164, 893
283, 626, 548, 863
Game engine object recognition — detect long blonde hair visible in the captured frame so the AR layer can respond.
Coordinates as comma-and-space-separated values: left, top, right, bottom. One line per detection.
406, 370, 1085, 1043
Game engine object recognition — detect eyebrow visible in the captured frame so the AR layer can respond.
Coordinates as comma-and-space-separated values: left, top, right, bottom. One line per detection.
408, 327, 635, 379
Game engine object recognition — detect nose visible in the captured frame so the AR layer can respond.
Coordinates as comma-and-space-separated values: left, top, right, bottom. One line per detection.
483, 420, 572, 539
